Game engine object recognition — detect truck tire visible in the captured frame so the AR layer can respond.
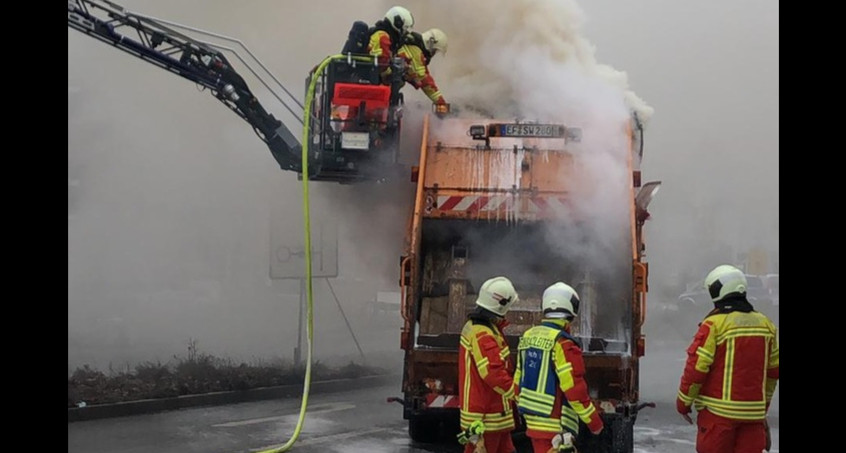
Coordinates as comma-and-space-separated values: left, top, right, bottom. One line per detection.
609, 416, 635, 453
408, 416, 439, 444
577, 414, 635, 453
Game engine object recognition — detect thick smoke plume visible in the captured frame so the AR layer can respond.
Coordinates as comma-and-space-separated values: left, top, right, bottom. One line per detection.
391, 0, 653, 124
392, 0, 651, 341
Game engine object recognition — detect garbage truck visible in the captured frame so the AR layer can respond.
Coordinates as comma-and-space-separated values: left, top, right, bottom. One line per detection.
391, 114, 661, 453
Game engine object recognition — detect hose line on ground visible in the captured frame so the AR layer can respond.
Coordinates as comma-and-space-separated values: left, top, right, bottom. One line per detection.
256, 53, 375, 453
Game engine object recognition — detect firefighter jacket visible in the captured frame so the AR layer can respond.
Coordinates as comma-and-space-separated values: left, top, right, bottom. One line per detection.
396, 39, 444, 104
458, 311, 518, 433
514, 319, 603, 438
677, 297, 779, 421
366, 19, 401, 74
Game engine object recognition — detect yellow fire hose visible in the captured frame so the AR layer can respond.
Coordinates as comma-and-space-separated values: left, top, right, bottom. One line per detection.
256, 53, 382, 453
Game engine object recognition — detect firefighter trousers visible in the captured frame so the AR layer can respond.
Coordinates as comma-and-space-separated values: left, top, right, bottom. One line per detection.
696, 408, 767, 453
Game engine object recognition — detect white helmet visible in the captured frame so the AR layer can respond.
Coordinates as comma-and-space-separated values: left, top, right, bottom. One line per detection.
542, 282, 580, 319
385, 6, 414, 35
421, 28, 448, 56
704, 264, 747, 303
475, 276, 519, 317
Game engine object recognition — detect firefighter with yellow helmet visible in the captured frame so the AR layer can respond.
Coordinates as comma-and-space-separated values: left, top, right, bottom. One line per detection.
458, 276, 520, 453
515, 282, 604, 452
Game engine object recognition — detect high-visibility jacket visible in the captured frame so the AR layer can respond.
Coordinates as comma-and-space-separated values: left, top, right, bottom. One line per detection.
514, 319, 603, 438
396, 43, 444, 104
458, 314, 518, 433
367, 29, 393, 62
365, 20, 401, 80
677, 308, 779, 420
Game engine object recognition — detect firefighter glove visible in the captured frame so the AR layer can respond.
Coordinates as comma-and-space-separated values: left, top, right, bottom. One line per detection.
457, 420, 485, 445
676, 398, 693, 424
585, 415, 604, 436
676, 398, 691, 415
551, 432, 576, 452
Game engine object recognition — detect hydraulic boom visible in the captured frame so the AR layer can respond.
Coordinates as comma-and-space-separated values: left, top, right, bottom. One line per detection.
68, 0, 304, 173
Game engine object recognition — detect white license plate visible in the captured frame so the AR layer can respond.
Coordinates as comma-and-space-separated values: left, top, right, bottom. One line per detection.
341, 132, 370, 150
501, 124, 563, 138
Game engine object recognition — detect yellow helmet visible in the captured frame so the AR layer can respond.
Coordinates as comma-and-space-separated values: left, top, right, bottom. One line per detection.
475, 276, 518, 317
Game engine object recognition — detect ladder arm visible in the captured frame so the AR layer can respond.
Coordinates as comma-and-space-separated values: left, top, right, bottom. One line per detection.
68, 0, 303, 172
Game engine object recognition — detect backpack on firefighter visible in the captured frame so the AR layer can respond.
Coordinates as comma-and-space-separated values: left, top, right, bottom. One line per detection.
341, 20, 371, 55
341, 17, 406, 56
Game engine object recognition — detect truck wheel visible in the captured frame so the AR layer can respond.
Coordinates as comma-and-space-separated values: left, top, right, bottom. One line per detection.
408, 416, 439, 444
609, 416, 635, 453
578, 415, 635, 453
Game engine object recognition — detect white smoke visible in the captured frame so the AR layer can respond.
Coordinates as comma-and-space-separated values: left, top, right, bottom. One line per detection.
393, 0, 653, 124
389, 0, 649, 341
394, 0, 650, 233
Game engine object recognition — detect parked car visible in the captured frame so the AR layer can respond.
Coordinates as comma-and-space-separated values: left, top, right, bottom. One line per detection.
677, 279, 711, 308
761, 273, 779, 307
744, 274, 772, 305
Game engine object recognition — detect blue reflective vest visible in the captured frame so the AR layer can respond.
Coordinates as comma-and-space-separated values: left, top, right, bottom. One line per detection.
516, 322, 579, 417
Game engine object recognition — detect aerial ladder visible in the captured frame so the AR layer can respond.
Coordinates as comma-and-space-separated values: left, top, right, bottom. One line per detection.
68, 0, 409, 183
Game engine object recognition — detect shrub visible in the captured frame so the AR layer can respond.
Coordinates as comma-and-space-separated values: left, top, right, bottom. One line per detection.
68, 346, 386, 407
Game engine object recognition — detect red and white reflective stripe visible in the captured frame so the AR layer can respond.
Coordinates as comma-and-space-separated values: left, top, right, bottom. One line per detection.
436, 195, 494, 212
425, 394, 460, 408
527, 197, 572, 216
435, 195, 571, 216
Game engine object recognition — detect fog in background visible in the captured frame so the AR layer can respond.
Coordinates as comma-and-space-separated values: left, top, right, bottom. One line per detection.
68, 0, 778, 412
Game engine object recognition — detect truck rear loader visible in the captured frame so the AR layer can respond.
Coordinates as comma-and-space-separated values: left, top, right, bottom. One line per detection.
394, 114, 660, 453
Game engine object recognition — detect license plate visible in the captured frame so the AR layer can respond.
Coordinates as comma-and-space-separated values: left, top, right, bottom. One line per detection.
341, 132, 369, 150
499, 124, 564, 138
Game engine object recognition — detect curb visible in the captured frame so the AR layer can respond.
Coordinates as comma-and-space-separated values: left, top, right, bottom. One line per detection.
68, 373, 400, 423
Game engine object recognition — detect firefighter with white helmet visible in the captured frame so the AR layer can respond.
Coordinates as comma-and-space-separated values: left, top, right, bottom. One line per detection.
676, 264, 779, 453
514, 282, 604, 453
385, 6, 414, 35
366, 6, 414, 66
704, 264, 748, 304
422, 28, 448, 55
458, 276, 519, 453
398, 28, 448, 107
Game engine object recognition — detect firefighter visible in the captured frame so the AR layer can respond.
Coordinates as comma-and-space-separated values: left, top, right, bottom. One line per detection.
458, 276, 520, 453
514, 282, 604, 453
676, 264, 779, 453
397, 28, 448, 107
366, 6, 414, 77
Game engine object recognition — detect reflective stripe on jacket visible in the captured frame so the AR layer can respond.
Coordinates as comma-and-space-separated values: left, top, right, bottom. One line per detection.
514, 319, 603, 438
677, 310, 779, 420
367, 30, 393, 62
396, 44, 442, 103
458, 318, 517, 432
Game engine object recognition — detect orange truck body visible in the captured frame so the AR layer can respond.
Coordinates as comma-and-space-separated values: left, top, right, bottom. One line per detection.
396, 114, 658, 452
